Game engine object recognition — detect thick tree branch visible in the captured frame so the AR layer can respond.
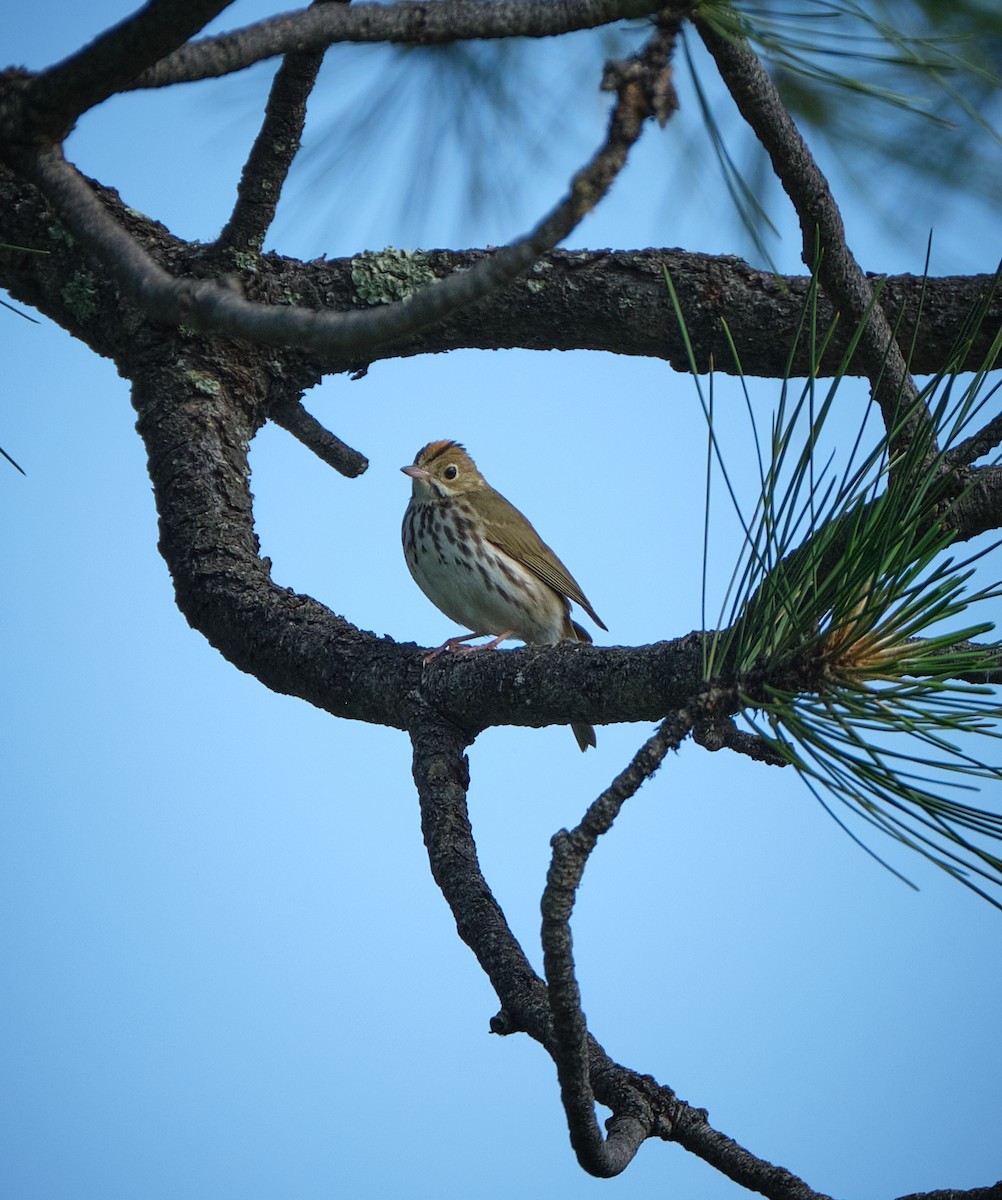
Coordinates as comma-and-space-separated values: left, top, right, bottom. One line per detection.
1, 164, 998, 381
134, 0, 674, 88
131, 353, 414, 725
17, 22, 668, 361
127, 332, 715, 735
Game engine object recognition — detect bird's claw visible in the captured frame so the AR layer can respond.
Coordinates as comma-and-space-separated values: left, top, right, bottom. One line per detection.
422, 631, 515, 664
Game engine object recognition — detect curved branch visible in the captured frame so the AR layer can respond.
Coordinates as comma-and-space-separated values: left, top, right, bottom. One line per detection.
541, 717, 687, 1176
9, 0, 232, 138
22, 28, 663, 359
410, 715, 833, 1199
695, 18, 924, 438
134, 0, 675, 88
1, 166, 998, 382
127, 336, 715, 736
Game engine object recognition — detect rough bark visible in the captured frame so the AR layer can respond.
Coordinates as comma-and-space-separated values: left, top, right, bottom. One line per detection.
1, 167, 998, 381
2, 6, 1000, 1196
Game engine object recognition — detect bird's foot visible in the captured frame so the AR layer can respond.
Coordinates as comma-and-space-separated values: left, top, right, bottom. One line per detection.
422, 631, 515, 664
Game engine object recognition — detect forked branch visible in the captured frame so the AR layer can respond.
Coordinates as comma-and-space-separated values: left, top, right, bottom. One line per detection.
15, 14, 685, 361
409, 714, 835, 1197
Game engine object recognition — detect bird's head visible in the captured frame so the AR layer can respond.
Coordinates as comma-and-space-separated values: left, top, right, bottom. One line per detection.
401, 440, 485, 499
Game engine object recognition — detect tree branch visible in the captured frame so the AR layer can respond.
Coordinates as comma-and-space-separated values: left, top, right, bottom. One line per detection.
949, 412, 1002, 466
695, 17, 925, 440
215, 0, 338, 254
541, 717, 688, 1176
895, 1185, 1002, 1200
2, 166, 998, 382
946, 464, 1002, 542
19, 19, 670, 360
410, 715, 833, 1199
692, 716, 789, 764
5, 0, 233, 139
133, 0, 675, 89
127, 335, 718, 735
269, 397, 368, 477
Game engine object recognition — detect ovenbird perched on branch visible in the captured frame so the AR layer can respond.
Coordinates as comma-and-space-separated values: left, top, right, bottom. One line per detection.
401, 440, 607, 750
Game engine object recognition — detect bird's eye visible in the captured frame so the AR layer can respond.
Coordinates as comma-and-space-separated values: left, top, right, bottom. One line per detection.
444, 465, 458, 480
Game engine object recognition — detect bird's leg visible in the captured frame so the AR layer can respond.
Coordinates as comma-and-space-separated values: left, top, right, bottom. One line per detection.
477, 629, 516, 652
423, 630, 515, 663
423, 632, 481, 662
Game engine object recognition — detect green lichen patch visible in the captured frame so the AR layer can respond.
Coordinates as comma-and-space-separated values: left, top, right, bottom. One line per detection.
350, 248, 436, 306
183, 370, 222, 396
60, 271, 97, 321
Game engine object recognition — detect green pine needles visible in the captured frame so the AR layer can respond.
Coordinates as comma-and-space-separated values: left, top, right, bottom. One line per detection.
667, 263, 1002, 906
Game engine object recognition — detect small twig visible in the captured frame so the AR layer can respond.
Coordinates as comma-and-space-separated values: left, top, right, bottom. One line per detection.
692, 717, 788, 765
270, 398, 368, 477
540, 713, 690, 1176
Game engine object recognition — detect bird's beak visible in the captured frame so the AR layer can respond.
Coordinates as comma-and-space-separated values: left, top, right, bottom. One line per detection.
401, 465, 432, 481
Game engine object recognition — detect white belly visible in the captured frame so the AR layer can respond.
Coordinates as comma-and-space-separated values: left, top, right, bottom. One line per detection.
403, 506, 568, 644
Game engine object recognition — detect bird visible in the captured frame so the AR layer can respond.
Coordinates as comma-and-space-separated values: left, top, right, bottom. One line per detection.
401, 439, 607, 750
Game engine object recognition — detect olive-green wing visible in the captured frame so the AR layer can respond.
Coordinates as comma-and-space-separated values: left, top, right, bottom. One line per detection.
480, 487, 608, 631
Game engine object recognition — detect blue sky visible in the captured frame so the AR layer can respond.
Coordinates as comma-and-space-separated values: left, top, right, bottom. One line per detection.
3, 4, 1002, 1199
